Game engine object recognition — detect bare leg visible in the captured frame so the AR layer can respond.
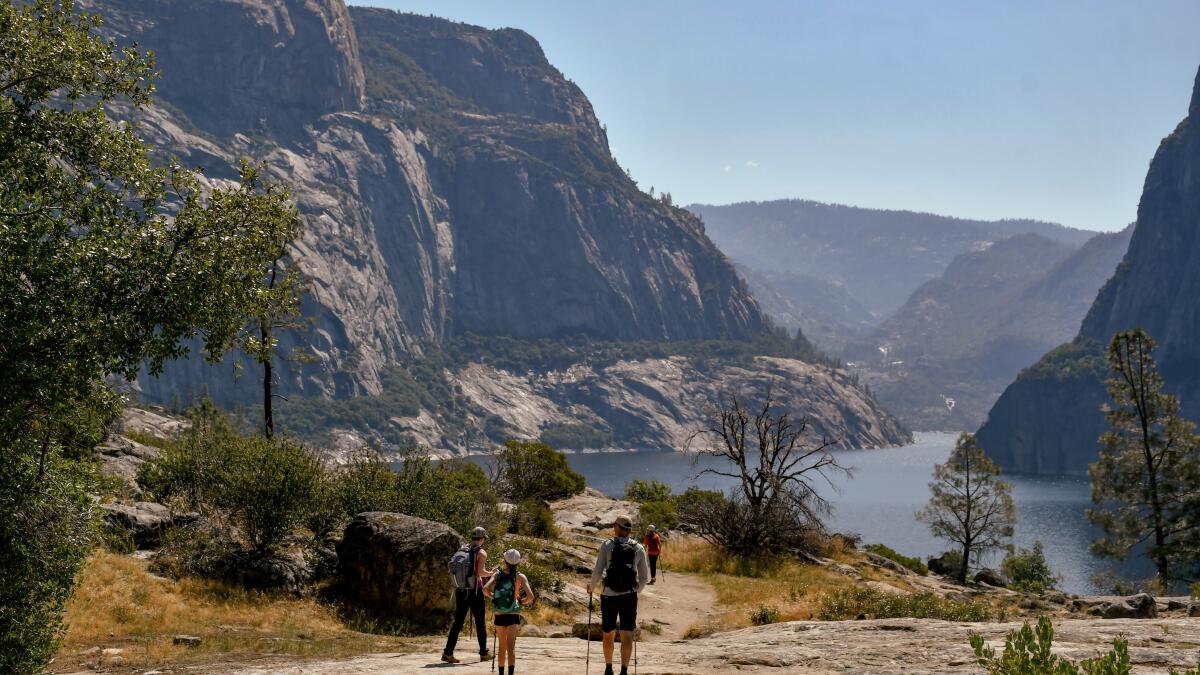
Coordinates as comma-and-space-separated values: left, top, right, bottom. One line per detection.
496, 625, 509, 668
507, 626, 517, 666
602, 629, 615, 665
620, 630, 633, 666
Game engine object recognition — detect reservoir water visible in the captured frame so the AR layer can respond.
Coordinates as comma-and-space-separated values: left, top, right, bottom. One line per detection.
550, 432, 1149, 594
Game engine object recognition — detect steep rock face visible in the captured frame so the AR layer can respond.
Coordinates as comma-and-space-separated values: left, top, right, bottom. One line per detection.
312, 356, 910, 458
94, 0, 769, 403
849, 230, 1129, 431
735, 265, 876, 350
978, 66, 1200, 474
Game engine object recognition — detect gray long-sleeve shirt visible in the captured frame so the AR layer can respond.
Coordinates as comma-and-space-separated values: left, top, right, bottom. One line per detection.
590, 536, 651, 596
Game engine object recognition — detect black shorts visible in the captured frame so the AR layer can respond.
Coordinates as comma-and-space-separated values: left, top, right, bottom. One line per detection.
494, 613, 522, 627
600, 592, 638, 632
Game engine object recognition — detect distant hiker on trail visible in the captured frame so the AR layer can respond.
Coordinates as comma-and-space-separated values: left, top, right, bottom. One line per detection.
588, 514, 651, 675
643, 524, 662, 584
483, 549, 536, 675
443, 526, 495, 664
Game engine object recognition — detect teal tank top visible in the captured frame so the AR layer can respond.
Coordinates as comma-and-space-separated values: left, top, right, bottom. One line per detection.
492, 570, 522, 614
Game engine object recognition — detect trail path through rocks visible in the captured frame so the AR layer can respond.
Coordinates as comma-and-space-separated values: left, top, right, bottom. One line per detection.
224, 617, 1200, 674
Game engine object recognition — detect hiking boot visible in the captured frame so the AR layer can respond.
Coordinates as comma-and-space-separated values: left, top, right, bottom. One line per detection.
603, 665, 614, 675
648, 577, 656, 585
441, 653, 460, 664
479, 650, 492, 661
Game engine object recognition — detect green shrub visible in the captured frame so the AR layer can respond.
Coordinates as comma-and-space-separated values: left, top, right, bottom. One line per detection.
865, 543, 929, 576
675, 487, 726, 522
625, 479, 673, 503
637, 500, 679, 535
749, 604, 780, 626
0, 451, 99, 674
1001, 541, 1058, 594
511, 499, 558, 539
1191, 581, 1199, 599
497, 440, 585, 501
931, 548, 964, 576
966, 616, 1188, 674
818, 587, 993, 622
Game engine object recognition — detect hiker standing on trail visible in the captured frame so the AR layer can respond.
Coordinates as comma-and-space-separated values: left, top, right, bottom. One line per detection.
588, 514, 651, 675
443, 526, 495, 664
484, 549, 536, 675
643, 524, 662, 584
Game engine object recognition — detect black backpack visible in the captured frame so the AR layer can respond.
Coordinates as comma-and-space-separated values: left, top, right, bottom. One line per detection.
604, 538, 638, 593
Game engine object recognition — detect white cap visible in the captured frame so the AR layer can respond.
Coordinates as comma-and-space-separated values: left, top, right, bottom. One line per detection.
503, 549, 522, 565
648, 524, 657, 532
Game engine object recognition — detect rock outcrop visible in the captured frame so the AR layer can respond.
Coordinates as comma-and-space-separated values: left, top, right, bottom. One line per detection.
337, 512, 462, 618
100, 501, 195, 549
979, 66, 1200, 474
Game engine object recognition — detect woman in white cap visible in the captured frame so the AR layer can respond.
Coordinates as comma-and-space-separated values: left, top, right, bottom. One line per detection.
483, 548, 536, 675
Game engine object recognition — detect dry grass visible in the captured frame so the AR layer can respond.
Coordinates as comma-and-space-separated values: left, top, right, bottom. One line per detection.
57, 552, 414, 671
664, 536, 859, 635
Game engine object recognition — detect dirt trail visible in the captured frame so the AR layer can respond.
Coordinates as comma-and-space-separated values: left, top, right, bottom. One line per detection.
583, 570, 719, 641
223, 617, 1200, 674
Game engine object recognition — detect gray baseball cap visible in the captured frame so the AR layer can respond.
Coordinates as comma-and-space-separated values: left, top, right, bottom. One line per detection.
471, 526, 487, 540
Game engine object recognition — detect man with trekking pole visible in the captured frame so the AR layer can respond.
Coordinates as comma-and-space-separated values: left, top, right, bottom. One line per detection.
587, 514, 650, 675
443, 526, 496, 663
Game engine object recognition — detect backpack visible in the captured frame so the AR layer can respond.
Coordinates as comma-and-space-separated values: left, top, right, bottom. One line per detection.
644, 533, 661, 555
492, 569, 522, 613
604, 538, 638, 593
448, 544, 478, 590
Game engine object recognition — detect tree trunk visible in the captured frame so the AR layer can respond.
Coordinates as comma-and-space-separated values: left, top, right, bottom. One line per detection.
959, 540, 971, 583
262, 320, 273, 439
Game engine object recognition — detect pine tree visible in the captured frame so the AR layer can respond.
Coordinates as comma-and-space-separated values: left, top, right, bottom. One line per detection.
917, 433, 1016, 582
1088, 329, 1200, 583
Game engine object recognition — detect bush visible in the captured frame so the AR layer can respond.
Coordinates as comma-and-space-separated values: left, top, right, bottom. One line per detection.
497, 440, 585, 502
637, 500, 679, 535
625, 479, 673, 503
0, 451, 99, 674
684, 492, 826, 560
865, 544, 928, 576
675, 487, 725, 523
1001, 541, 1058, 594
930, 548, 964, 576
511, 499, 558, 539
748, 604, 780, 626
967, 616, 1190, 674
140, 410, 324, 551
818, 587, 994, 622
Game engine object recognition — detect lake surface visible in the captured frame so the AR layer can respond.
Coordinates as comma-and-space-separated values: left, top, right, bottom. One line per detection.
550, 432, 1148, 594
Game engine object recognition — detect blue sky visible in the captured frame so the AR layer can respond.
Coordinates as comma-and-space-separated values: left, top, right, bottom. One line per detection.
348, 1, 1200, 232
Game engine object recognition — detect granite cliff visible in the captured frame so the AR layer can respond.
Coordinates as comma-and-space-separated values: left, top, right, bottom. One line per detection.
978, 66, 1200, 475
82, 0, 909, 452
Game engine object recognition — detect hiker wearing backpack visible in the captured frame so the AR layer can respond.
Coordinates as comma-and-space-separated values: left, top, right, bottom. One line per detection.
587, 515, 650, 675
483, 549, 536, 675
442, 526, 496, 664
642, 524, 661, 584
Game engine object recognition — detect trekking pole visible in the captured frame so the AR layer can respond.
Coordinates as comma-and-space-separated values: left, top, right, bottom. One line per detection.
633, 625, 639, 675
491, 626, 497, 673
585, 595, 594, 675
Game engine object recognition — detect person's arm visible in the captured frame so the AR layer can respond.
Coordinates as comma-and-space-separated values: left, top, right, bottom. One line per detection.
588, 540, 609, 595
482, 574, 496, 599
635, 545, 651, 593
518, 573, 536, 606
475, 548, 494, 578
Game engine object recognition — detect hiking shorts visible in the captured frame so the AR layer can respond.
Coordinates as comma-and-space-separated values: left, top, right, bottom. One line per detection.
600, 592, 638, 632
494, 613, 522, 627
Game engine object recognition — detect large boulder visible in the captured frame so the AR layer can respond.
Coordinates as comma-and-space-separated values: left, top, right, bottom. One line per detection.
1101, 593, 1158, 620
337, 512, 462, 618
974, 568, 1009, 588
927, 552, 959, 577
216, 549, 311, 595
100, 501, 195, 549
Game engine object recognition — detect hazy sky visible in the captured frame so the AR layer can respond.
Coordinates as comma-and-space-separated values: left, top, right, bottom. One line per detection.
349, 1, 1200, 232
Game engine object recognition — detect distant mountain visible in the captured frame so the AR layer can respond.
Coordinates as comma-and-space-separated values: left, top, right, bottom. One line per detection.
689, 200, 1097, 327
848, 229, 1132, 431
978, 66, 1200, 475
734, 264, 875, 349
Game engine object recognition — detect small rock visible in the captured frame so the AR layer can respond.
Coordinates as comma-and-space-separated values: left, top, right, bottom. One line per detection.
832, 563, 859, 577
173, 634, 202, 646
78, 646, 101, 656
519, 624, 545, 637
1188, 602, 1200, 618
1043, 591, 1068, 605
1101, 593, 1157, 619
548, 631, 568, 638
